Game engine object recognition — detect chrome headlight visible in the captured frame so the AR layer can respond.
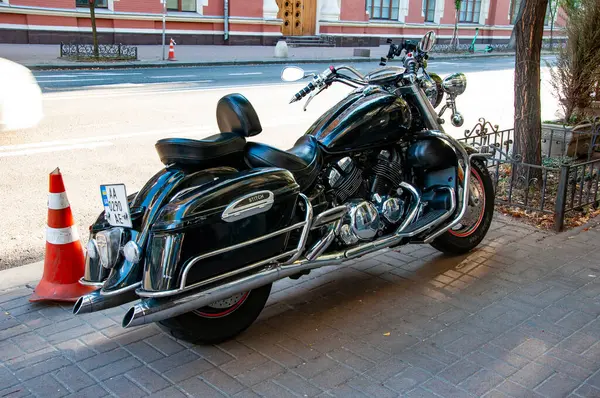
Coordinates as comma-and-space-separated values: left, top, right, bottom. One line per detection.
95, 228, 124, 269
442, 73, 467, 96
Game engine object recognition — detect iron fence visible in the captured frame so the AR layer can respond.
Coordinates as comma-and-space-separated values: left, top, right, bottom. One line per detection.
60, 43, 138, 60
459, 118, 600, 231
431, 43, 511, 54
431, 43, 471, 53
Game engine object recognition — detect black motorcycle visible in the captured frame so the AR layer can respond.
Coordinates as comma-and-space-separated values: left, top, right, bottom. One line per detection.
74, 31, 494, 344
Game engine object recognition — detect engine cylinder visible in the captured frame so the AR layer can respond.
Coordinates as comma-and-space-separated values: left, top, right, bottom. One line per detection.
326, 157, 363, 203
371, 149, 403, 194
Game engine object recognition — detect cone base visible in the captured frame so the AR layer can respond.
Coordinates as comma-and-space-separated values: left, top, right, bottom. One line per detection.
29, 279, 96, 303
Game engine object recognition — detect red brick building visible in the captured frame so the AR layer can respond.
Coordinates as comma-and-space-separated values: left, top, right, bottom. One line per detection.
0, 0, 564, 46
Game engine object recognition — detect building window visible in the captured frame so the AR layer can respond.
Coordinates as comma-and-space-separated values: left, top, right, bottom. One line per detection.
510, 0, 552, 25
167, 0, 196, 12
366, 0, 400, 20
423, 0, 436, 22
76, 0, 108, 7
459, 0, 481, 23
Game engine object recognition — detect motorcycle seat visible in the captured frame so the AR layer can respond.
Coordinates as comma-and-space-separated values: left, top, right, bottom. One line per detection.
155, 133, 246, 167
245, 135, 322, 190
155, 93, 261, 168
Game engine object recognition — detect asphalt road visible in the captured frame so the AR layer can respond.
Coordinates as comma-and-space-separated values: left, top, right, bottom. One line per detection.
1, 56, 559, 270
31, 56, 556, 93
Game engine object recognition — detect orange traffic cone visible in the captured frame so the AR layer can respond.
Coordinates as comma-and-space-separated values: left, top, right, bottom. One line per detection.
168, 38, 176, 61
30, 168, 95, 302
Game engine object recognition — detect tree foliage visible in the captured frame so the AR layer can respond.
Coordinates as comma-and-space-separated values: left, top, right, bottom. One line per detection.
548, 0, 600, 123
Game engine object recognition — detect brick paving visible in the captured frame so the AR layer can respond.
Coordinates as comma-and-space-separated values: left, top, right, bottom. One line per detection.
1, 216, 599, 397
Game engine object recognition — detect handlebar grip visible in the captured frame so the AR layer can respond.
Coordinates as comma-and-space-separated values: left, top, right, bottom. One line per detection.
293, 82, 316, 102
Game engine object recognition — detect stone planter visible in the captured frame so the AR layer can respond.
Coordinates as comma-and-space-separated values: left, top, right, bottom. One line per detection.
541, 121, 597, 158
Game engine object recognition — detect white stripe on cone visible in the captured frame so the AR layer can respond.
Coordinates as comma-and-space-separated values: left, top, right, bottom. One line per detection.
46, 225, 79, 245
48, 192, 70, 210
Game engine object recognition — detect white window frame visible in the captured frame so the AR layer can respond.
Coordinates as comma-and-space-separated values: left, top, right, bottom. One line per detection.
165, 0, 204, 15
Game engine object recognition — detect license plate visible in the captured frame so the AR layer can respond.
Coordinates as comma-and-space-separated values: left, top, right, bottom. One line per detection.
100, 184, 132, 228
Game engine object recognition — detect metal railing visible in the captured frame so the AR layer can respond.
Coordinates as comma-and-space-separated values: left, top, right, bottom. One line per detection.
60, 43, 138, 60
459, 118, 600, 231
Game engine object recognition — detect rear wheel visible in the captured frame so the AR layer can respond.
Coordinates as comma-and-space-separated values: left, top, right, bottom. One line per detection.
430, 160, 494, 254
158, 284, 272, 344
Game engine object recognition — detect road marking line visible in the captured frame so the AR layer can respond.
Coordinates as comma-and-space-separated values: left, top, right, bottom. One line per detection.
33, 74, 78, 78
42, 82, 304, 100
0, 127, 202, 152
78, 72, 143, 76
35, 72, 143, 78
148, 75, 198, 79
36, 78, 108, 83
228, 72, 263, 76
0, 142, 113, 157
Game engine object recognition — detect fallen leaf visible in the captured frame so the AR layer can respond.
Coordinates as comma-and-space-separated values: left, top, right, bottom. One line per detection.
383, 332, 391, 336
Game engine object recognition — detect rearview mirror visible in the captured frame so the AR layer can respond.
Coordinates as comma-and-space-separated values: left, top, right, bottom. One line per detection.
281, 66, 305, 82
419, 31, 436, 53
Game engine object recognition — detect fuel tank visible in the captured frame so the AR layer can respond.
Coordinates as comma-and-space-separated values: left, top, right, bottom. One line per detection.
306, 86, 412, 153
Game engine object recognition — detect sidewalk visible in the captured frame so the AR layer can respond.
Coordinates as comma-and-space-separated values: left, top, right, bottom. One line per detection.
1, 215, 599, 397
0, 43, 518, 70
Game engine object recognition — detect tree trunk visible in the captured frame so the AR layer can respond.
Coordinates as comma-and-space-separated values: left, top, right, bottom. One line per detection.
452, 10, 459, 50
508, 0, 526, 50
514, 0, 548, 176
90, 0, 99, 58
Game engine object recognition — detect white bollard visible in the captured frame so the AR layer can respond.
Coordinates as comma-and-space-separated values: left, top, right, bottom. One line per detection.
274, 40, 289, 58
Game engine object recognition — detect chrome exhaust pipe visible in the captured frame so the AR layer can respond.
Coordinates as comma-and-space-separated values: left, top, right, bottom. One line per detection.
123, 267, 282, 328
73, 288, 138, 315
123, 252, 349, 329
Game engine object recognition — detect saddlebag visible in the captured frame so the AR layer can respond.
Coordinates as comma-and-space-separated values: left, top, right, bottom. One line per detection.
140, 167, 302, 295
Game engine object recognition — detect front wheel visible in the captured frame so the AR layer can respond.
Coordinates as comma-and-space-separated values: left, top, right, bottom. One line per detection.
430, 159, 494, 255
158, 284, 272, 344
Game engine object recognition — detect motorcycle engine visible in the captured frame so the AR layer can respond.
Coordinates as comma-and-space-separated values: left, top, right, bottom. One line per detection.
324, 151, 407, 247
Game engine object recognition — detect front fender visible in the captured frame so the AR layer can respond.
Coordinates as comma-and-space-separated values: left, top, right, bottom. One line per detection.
460, 142, 489, 166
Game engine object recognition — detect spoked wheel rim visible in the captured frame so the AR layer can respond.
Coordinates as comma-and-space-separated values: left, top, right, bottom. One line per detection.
192, 292, 249, 318
449, 167, 486, 238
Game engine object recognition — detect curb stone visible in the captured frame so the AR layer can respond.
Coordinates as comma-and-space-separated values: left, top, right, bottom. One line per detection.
0, 261, 42, 291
